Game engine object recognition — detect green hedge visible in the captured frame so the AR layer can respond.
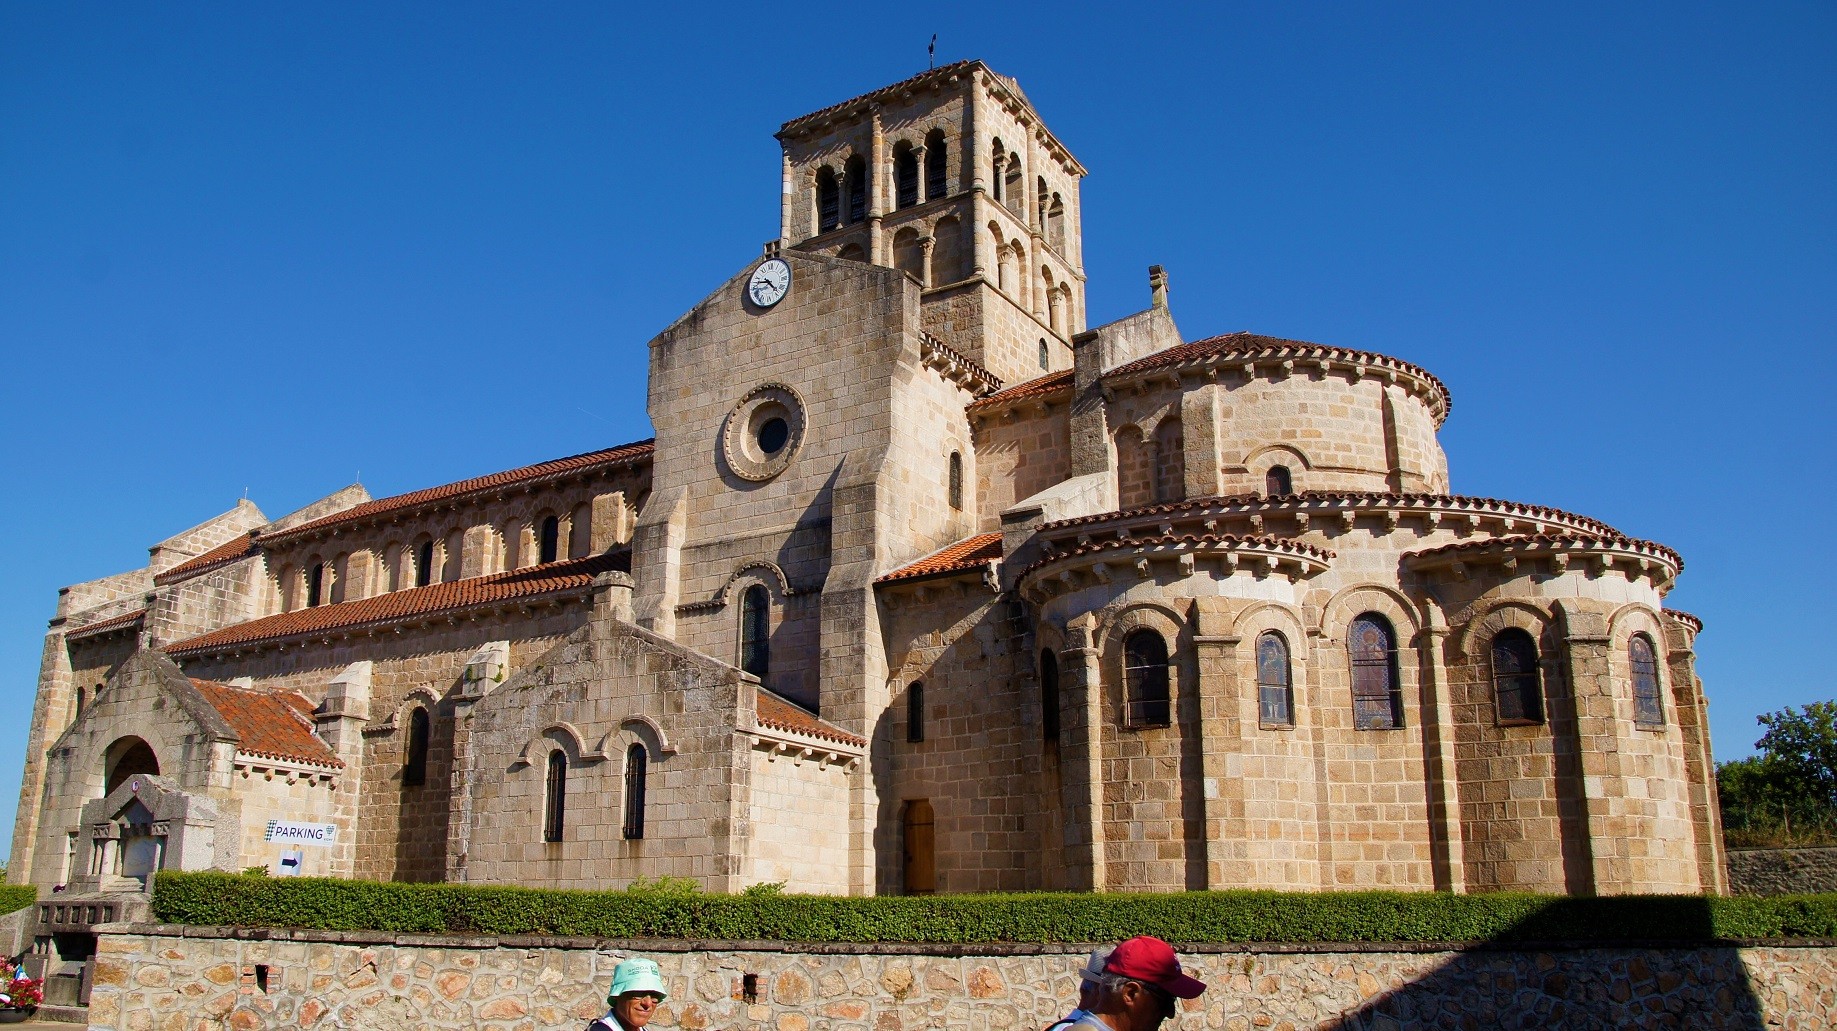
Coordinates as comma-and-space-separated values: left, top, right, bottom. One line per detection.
149, 872, 1837, 944
0, 885, 34, 917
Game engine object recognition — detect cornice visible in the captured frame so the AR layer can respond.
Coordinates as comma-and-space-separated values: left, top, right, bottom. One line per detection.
1404, 533, 1682, 589
1019, 533, 1334, 604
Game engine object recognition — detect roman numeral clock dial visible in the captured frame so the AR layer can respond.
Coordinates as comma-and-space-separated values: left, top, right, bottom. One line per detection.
748, 257, 791, 308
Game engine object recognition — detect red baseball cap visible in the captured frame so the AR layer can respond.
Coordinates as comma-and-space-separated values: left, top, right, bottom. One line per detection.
1104, 936, 1206, 999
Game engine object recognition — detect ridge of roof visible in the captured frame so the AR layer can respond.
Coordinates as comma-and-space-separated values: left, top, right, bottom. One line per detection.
876, 532, 1003, 585
190, 679, 342, 769
154, 533, 260, 586
167, 551, 628, 656
259, 439, 653, 546
1105, 332, 1452, 424
754, 688, 866, 748
965, 369, 1074, 413
778, 61, 980, 136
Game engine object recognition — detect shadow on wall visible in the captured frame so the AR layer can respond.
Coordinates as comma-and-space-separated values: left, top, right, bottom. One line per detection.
1325, 899, 1767, 1030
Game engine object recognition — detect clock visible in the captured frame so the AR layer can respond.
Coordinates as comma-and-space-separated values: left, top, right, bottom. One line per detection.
747, 258, 791, 308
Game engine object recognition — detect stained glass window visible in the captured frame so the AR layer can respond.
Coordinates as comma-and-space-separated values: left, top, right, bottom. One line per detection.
1631, 634, 1664, 726
1490, 629, 1543, 724
1124, 629, 1171, 727
1349, 614, 1403, 729
1257, 632, 1294, 726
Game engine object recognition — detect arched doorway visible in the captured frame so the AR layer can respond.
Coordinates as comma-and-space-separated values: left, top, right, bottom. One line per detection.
104, 737, 159, 796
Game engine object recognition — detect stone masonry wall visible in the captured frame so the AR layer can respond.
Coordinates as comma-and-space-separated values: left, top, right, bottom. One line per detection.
1729, 847, 1837, 896
88, 925, 1837, 1031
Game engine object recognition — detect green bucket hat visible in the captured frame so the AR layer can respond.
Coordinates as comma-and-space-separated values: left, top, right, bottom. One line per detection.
608, 957, 667, 1004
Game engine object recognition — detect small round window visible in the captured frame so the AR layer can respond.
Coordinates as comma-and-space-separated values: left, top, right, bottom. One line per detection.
723, 383, 806, 482
757, 417, 789, 455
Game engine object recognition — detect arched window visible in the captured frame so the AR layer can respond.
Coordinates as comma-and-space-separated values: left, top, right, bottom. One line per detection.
893, 143, 919, 209
925, 130, 947, 200
948, 451, 963, 510
1047, 193, 1066, 252
816, 167, 840, 233
73, 685, 86, 718
901, 799, 935, 895
542, 749, 566, 843
740, 584, 770, 679
1630, 633, 1664, 726
906, 682, 925, 743
1266, 465, 1292, 496
1037, 177, 1050, 230
415, 540, 434, 587
1257, 632, 1294, 727
538, 515, 560, 564
622, 743, 648, 839
1038, 338, 1050, 371
845, 155, 869, 224
1040, 648, 1060, 743
403, 706, 430, 786
1004, 160, 1023, 214
1348, 613, 1404, 729
991, 140, 1007, 203
1491, 629, 1544, 724
306, 563, 325, 607
1123, 629, 1172, 727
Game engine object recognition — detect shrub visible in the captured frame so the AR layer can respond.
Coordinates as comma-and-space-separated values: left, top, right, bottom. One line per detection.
148, 872, 1837, 944
0, 886, 33, 918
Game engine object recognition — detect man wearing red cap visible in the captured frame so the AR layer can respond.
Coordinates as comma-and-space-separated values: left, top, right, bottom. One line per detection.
1059, 936, 1206, 1030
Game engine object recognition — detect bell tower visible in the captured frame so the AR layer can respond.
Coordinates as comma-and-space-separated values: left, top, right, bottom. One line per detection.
775, 60, 1088, 385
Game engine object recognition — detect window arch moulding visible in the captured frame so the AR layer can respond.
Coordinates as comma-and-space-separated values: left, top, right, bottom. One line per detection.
674, 561, 803, 616
508, 722, 607, 769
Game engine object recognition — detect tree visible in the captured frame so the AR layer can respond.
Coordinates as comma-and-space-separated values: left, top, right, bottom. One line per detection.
1719, 701, 1837, 847
1755, 701, 1837, 810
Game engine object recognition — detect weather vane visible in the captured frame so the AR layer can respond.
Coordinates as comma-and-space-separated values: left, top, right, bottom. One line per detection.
928, 34, 937, 69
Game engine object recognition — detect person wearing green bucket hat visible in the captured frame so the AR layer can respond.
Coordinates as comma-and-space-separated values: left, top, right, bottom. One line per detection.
586, 956, 667, 1031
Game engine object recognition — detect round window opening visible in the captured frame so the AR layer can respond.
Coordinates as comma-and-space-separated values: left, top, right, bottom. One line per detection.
757, 417, 790, 455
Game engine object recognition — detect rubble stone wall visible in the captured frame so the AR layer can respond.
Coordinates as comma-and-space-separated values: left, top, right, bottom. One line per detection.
87, 925, 1837, 1031
1729, 847, 1837, 896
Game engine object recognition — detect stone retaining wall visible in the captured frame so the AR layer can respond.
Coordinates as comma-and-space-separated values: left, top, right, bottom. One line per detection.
87, 924, 1836, 1030
1728, 846, 1837, 896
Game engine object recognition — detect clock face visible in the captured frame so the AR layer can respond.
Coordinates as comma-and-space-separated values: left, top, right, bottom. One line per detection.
748, 258, 791, 308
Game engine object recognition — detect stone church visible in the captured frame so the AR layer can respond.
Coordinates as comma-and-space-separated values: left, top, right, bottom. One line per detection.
10, 62, 1725, 914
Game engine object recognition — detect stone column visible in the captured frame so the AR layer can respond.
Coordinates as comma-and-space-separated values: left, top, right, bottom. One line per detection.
1056, 614, 1105, 891
1415, 610, 1466, 893
868, 111, 885, 264
1555, 599, 1624, 894
315, 661, 371, 880
1664, 616, 1724, 894
918, 236, 935, 289
1192, 596, 1243, 888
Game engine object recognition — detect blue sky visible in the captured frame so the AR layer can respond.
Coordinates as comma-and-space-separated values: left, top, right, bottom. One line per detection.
1, 3, 1832, 857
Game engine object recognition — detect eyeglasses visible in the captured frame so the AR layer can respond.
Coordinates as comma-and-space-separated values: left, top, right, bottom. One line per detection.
1131, 980, 1177, 1021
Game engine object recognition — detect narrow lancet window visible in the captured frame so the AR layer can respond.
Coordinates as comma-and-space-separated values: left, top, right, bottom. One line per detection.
740, 584, 770, 679
623, 743, 648, 839
403, 706, 430, 786
1349, 614, 1403, 729
1123, 629, 1172, 727
538, 515, 560, 564
1257, 632, 1294, 726
1491, 629, 1544, 724
1631, 633, 1664, 726
907, 682, 925, 743
543, 750, 567, 843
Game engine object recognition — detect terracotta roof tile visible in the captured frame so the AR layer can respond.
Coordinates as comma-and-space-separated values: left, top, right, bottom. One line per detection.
1018, 532, 1335, 583
1040, 491, 1626, 540
167, 551, 628, 656
191, 679, 341, 768
755, 689, 865, 747
65, 608, 146, 642
1105, 332, 1452, 424
154, 533, 260, 586
259, 440, 654, 545
965, 370, 1073, 413
1406, 532, 1683, 572
1664, 608, 1704, 633
876, 533, 1003, 585
778, 61, 979, 135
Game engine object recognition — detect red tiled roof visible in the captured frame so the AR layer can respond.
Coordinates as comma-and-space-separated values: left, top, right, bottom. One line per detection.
1039, 492, 1626, 540
259, 440, 654, 545
755, 689, 866, 747
965, 369, 1073, 413
65, 608, 145, 642
1018, 532, 1335, 583
778, 61, 979, 135
1664, 608, 1703, 633
1406, 532, 1683, 572
167, 551, 628, 656
1104, 332, 1452, 424
876, 533, 1003, 585
154, 533, 259, 586
191, 679, 341, 768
